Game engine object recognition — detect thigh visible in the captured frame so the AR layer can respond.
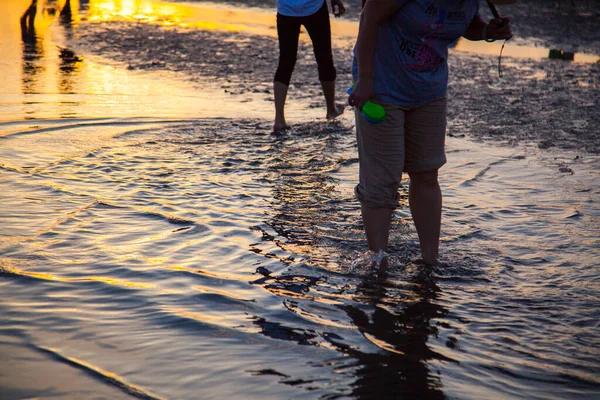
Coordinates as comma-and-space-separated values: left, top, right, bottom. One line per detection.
276, 13, 301, 57
403, 97, 447, 173
302, 3, 332, 57
355, 104, 407, 209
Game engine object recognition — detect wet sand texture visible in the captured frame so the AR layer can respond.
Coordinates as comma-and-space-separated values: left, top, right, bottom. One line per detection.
72, 5, 600, 153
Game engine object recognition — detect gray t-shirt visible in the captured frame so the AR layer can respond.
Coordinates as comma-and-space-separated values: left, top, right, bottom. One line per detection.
353, 0, 480, 107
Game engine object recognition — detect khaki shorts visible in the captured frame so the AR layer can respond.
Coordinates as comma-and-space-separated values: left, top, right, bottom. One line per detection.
355, 97, 447, 209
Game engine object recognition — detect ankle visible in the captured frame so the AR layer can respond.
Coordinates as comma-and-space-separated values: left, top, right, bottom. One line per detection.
421, 248, 439, 264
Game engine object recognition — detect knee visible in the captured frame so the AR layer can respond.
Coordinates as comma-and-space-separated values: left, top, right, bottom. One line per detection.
316, 54, 336, 81
275, 55, 297, 84
355, 184, 400, 210
408, 170, 439, 186
274, 64, 295, 86
318, 65, 336, 82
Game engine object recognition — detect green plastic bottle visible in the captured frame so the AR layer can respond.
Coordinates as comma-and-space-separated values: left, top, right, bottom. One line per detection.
348, 83, 386, 124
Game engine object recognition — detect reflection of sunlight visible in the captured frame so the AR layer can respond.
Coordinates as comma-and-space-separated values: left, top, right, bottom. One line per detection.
161, 306, 242, 328
364, 332, 406, 355
1, 264, 155, 289
87, 0, 268, 34
164, 265, 250, 282
88, 0, 181, 24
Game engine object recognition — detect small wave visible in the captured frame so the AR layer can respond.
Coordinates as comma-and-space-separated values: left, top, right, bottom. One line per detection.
31, 345, 164, 400
457, 154, 526, 187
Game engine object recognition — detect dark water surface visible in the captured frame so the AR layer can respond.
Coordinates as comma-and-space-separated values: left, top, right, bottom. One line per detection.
1, 1, 599, 399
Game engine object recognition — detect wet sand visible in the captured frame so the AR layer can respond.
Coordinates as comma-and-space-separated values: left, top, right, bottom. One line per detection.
69, 0, 600, 155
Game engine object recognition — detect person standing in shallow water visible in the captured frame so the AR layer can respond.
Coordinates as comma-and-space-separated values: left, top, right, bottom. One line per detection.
348, 0, 512, 265
273, 0, 346, 132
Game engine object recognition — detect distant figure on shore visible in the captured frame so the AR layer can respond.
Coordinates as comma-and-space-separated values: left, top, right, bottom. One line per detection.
273, 0, 346, 132
348, 0, 512, 265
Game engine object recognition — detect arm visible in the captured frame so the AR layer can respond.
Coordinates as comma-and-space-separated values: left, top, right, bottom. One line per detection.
348, 0, 401, 108
463, 13, 512, 41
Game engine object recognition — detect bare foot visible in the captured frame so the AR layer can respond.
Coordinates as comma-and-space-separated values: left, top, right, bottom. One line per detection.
273, 121, 291, 133
326, 103, 345, 120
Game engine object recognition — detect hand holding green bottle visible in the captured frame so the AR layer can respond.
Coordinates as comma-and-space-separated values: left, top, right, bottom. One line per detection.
347, 83, 386, 124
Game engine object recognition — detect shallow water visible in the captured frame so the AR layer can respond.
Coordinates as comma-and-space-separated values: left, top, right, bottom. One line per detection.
1, 1, 600, 399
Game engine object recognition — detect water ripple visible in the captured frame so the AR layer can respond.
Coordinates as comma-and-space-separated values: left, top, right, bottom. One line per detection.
2, 117, 599, 399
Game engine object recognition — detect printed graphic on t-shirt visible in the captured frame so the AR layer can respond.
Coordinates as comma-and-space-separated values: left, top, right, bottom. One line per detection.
405, 1, 469, 71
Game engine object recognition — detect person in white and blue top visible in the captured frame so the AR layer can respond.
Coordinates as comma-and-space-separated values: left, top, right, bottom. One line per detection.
273, 0, 346, 132
348, 0, 513, 266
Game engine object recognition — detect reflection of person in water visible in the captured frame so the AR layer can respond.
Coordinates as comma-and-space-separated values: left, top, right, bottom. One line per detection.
20, 0, 37, 39
20, 0, 82, 109
60, 0, 73, 25
58, 0, 82, 68
340, 263, 453, 399
57, 0, 83, 108
252, 254, 456, 397
21, 0, 43, 94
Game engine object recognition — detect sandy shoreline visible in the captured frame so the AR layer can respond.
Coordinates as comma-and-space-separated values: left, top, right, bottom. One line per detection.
173, 0, 600, 55
70, 6, 600, 157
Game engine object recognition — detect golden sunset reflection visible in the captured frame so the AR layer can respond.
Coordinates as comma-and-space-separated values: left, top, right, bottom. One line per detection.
87, 0, 183, 25
87, 0, 275, 34
161, 306, 240, 327
3, 0, 264, 120
2, 264, 155, 289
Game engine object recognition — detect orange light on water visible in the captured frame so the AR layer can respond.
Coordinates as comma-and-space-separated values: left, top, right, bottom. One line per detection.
1, 263, 155, 289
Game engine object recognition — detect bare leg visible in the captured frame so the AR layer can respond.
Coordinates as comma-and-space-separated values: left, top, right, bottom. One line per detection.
273, 81, 291, 132
408, 170, 442, 265
361, 205, 393, 253
320, 80, 344, 120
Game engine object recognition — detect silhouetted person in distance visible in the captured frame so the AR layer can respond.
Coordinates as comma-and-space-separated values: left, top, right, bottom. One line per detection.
273, 0, 346, 132
21, 0, 44, 95
20, 0, 38, 43
60, 0, 73, 25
